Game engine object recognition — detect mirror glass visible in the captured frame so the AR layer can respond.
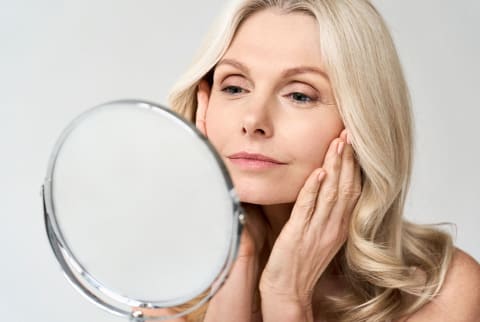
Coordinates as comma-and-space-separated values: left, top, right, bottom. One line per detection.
42, 100, 243, 321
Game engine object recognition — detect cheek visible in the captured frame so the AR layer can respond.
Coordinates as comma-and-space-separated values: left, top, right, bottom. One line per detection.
202, 104, 344, 204
204, 104, 231, 150
287, 116, 343, 167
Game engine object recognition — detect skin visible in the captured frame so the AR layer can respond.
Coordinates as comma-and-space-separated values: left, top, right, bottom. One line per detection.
197, 9, 361, 322
149, 8, 480, 322
203, 8, 346, 251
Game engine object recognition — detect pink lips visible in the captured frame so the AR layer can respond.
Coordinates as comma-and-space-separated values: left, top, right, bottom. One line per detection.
227, 152, 286, 170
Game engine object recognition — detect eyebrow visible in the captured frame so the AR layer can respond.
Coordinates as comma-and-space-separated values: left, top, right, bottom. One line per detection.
216, 58, 330, 80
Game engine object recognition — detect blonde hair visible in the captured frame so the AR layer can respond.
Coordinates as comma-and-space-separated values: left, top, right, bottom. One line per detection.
168, 0, 454, 321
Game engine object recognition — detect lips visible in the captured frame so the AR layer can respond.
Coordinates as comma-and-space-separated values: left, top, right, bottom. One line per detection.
227, 152, 286, 164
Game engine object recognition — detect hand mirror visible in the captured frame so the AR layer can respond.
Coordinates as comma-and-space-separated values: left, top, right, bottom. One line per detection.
42, 100, 244, 321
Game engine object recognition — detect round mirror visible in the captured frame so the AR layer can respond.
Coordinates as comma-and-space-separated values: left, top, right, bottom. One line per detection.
42, 100, 244, 321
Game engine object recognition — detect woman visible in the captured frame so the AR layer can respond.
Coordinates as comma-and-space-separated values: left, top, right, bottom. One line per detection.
166, 0, 480, 321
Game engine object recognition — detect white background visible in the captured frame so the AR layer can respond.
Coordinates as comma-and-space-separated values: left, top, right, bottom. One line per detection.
1, 0, 478, 321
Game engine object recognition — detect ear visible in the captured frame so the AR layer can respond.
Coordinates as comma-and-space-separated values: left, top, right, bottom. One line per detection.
196, 79, 211, 137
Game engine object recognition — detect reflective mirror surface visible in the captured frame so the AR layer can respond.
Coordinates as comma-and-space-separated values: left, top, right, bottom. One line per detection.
42, 100, 243, 320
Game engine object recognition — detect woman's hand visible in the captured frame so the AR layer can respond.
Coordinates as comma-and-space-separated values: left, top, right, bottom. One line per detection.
259, 129, 362, 312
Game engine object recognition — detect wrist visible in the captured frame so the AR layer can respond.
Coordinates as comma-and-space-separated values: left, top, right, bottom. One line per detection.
260, 290, 313, 311
260, 292, 314, 322
259, 278, 314, 309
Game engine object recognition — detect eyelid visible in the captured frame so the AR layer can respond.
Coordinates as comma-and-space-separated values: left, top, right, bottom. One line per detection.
219, 74, 252, 91
282, 82, 320, 100
222, 74, 246, 82
215, 68, 249, 83
283, 81, 318, 94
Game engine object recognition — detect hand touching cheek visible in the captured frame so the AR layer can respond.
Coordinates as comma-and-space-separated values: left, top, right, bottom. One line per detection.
259, 129, 362, 309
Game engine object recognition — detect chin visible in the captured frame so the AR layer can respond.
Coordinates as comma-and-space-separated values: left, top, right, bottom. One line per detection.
234, 182, 296, 205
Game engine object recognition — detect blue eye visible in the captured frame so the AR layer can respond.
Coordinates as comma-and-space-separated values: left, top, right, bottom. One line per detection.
289, 92, 314, 103
222, 86, 245, 94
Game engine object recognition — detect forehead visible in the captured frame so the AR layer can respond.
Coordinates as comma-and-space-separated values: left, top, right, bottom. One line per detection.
222, 9, 325, 71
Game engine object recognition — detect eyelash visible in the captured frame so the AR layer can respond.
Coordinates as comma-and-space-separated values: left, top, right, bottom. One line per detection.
221, 86, 319, 105
221, 85, 246, 95
286, 92, 318, 104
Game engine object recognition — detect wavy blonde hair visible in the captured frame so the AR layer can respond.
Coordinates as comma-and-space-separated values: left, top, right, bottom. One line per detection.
167, 0, 454, 321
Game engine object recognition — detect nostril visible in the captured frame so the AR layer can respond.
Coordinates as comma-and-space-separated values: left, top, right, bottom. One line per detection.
242, 127, 266, 135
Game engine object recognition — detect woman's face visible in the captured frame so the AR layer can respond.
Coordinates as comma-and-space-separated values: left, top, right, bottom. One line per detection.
204, 9, 344, 205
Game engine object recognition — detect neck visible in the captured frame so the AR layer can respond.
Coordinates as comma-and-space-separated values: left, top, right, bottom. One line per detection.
261, 203, 293, 251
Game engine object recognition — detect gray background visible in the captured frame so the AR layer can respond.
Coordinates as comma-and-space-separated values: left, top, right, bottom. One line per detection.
1, 0, 478, 320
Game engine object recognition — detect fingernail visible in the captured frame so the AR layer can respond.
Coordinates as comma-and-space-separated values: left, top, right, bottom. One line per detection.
346, 132, 352, 145
337, 141, 345, 155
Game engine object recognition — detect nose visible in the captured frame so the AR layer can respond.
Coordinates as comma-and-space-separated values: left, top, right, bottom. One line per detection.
241, 96, 274, 138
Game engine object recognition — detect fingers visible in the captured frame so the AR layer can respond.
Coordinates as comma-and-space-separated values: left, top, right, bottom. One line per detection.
196, 79, 210, 136
324, 129, 361, 239
308, 136, 344, 229
294, 128, 361, 246
290, 168, 326, 228
290, 129, 355, 232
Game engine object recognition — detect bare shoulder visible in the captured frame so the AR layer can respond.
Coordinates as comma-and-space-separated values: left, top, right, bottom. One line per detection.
405, 248, 480, 322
